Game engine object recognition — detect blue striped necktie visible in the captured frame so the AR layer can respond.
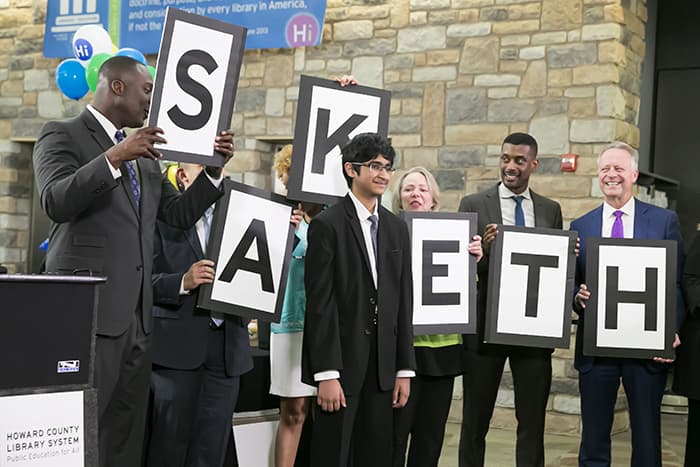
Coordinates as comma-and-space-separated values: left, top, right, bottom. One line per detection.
114, 130, 140, 207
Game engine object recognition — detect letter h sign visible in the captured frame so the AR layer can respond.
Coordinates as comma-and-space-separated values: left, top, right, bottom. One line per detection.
582, 238, 677, 359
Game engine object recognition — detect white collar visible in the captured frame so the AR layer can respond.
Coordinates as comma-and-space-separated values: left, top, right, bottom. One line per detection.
603, 196, 635, 218
498, 182, 531, 200
348, 190, 379, 221
86, 104, 121, 142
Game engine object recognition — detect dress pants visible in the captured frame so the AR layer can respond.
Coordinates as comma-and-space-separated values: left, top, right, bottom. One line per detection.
578, 358, 666, 467
95, 306, 151, 467
146, 323, 240, 467
685, 398, 700, 467
310, 334, 393, 467
459, 346, 551, 467
393, 374, 455, 467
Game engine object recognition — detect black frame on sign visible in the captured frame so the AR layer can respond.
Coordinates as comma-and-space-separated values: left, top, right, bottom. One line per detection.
582, 238, 676, 359
286, 75, 391, 205
148, 7, 247, 167
197, 179, 296, 322
485, 225, 577, 349
402, 211, 478, 335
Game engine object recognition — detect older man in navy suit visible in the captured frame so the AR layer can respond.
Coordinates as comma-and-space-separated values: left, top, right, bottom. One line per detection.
571, 141, 685, 467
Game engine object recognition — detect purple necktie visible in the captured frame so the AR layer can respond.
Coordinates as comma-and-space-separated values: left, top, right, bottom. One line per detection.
611, 210, 624, 238
114, 130, 140, 207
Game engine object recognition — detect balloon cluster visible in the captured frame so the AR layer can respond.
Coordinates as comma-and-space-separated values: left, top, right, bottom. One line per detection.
55, 25, 156, 100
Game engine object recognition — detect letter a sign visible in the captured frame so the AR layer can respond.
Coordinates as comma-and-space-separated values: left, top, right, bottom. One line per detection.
287, 75, 391, 205
148, 8, 246, 166
582, 238, 677, 359
198, 180, 295, 322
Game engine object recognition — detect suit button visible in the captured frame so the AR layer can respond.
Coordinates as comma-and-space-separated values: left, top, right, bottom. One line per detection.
364, 329, 372, 336
369, 297, 376, 305
136, 265, 143, 271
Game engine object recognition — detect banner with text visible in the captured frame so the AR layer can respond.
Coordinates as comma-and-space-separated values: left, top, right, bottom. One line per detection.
43, 0, 326, 58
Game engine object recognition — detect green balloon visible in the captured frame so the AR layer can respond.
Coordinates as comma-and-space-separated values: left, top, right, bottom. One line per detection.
85, 53, 112, 92
148, 65, 156, 80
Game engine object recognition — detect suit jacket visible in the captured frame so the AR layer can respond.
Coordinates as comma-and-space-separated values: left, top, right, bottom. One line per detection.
675, 232, 700, 399
458, 183, 563, 351
570, 198, 685, 372
150, 220, 253, 377
32, 109, 222, 336
301, 195, 416, 395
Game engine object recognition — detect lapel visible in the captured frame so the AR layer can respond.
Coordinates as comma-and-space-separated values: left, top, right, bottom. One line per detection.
483, 184, 503, 224
531, 190, 547, 227
186, 225, 205, 260
342, 195, 374, 281
633, 198, 649, 239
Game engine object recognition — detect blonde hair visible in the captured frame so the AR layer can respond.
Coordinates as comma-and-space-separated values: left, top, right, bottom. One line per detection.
273, 144, 293, 178
598, 141, 639, 171
392, 166, 441, 213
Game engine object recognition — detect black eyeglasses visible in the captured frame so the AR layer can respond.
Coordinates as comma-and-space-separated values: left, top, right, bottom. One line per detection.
350, 162, 396, 174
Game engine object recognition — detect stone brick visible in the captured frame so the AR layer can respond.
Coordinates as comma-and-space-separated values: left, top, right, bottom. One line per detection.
422, 83, 444, 146
343, 38, 395, 56
243, 117, 266, 135
519, 60, 547, 98
327, 59, 350, 73
569, 98, 596, 117
427, 49, 460, 65
500, 48, 518, 60
480, 7, 508, 21
235, 89, 266, 113
534, 156, 563, 174
434, 170, 465, 190
403, 148, 438, 168
583, 5, 604, 24
410, 0, 450, 9
346, 5, 391, 19
564, 87, 595, 98
264, 88, 285, 117
333, 20, 373, 41
581, 23, 622, 41
23, 69, 48, 91
263, 56, 293, 87
572, 64, 619, 84
598, 40, 627, 65
603, 4, 625, 23
547, 43, 597, 69
492, 20, 540, 34
548, 69, 572, 87
500, 61, 528, 73
0, 79, 21, 97
390, 134, 422, 148
0, 213, 28, 230
353, 56, 384, 89
596, 85, 625, 118
539, 98, 569, 116
37, 91, 63, 119
397, 26, 446, 52
410, 11, 427, 25
391, 1, 410, 28
544, 412, 580, 435
519, 46, 545, 60
452, 0, 494, 7
9, 56, 32, 71
559, 197, 604, 219
428, 10, 460, 24
488, 99, 536, 122
389, 116, 421, 134
531, 31, 568, 45
445, 124, 510, 145
501, 34, 530, 46
459, 36, 500, 74
413, 65, 456, 82
474, 74, 520, 87
228, 150, 261, 172
489, 87, 518, 99
438, 146, 485, 168
243, 62, 265, 79
446, 22, 491, 37
9, 118, 42, 138
529, 114, 570, 154
0, 8, 31, 28
446, 88, 487, 124
267, 118, 292, 136
541, 0, 582, 30
570, 119, 616, 143
304, 59, 325, 72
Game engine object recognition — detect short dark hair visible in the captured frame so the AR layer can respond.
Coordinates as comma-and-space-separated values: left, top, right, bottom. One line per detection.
340, 133, 395, 188
98, 56, 146, 81
502, 132, 538, 158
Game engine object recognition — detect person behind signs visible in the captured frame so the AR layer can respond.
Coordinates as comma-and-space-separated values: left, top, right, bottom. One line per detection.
32, 55, 235, 467
391, 166, 483, 467
301, 133, 416, 467
144, 162, 254, 467
457, 132, 563, 467
674, 232, 700, 467
269, 144, 322, 467
571, 141, 684, 467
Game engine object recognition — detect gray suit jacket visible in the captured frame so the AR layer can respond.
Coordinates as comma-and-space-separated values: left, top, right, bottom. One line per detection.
458, 183, 563, 350
33, 109, 222, 336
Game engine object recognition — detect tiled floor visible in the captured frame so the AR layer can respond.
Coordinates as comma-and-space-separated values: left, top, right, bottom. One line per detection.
438, 413, 688, 467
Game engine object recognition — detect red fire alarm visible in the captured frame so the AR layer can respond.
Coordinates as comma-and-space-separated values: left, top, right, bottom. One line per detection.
560, 153, 578, 173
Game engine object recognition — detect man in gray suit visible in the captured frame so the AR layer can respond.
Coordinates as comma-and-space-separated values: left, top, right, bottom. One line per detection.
458, 133, 563, 467
32, 56, 234, 467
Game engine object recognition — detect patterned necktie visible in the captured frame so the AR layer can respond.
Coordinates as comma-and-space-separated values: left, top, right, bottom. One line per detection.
611, 210, 624, 238
513, 195, 525, 227
368, 214, 378, 260
203, 206, 214, 248
114, 130, 140, 207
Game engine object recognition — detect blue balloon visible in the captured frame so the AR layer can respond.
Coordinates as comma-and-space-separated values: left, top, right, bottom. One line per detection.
56, 59, 89, 100
115, 47, 147, 65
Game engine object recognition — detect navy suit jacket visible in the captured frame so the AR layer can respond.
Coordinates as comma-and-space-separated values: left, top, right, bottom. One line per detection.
570, 198, 685, 372
151, 219, 253, 377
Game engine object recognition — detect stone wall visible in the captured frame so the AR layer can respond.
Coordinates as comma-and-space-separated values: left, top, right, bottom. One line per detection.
0, 0, 648, 433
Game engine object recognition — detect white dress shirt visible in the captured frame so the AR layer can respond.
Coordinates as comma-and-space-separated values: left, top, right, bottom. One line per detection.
499, 183, 535, 227
602, 197, 635, 238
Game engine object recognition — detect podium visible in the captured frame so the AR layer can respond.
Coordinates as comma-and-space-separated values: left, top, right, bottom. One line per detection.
0, 275, 104, 467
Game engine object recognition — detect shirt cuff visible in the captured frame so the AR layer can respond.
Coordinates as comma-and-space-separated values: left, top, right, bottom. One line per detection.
396, 370, 415, 378
179, 276, 191, 296
105, 155, 122, 179
204, 170, 223, 188
314, 370, 340, 382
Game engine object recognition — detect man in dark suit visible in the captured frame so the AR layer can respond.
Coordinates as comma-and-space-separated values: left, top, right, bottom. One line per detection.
572, 141, 684, 467
301, 133, 416, 467
32, 56, 234, 467
458, 132, 563, 467
144, 163, 253, 467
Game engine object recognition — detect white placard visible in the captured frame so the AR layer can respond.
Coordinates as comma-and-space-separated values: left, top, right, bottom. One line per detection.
0, 391, 84, 467
233, 420, 278, 467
